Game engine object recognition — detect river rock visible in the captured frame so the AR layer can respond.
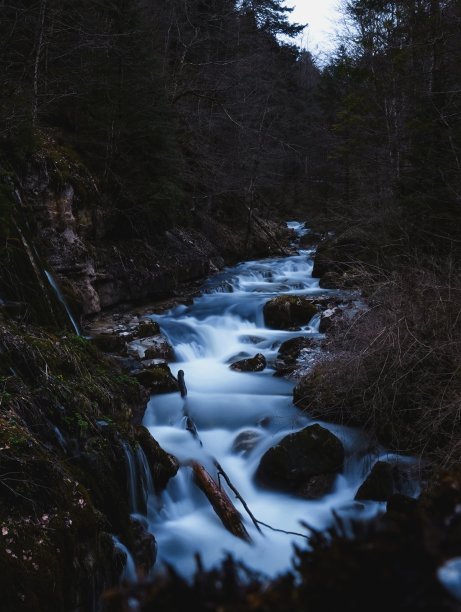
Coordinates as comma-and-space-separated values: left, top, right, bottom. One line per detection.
133, 319, 161, 339
127, 334, 174, 361
232, 430, 263, 455
133, 363, 179, 394
238, 335, 265, 345
355, 461, 412, 502
274, 336, 321, 376
319, 307, 341, 333
263, 295, 318, 330
230, 353, 266, 372
255, 424, 344, 499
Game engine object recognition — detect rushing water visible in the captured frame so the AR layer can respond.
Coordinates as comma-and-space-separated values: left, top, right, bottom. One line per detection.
112, 536, 138, 584
44, 270, 82, 336
137, 222, 414, 578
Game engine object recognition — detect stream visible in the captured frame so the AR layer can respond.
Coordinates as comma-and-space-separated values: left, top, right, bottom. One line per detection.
134, 222, 415, 579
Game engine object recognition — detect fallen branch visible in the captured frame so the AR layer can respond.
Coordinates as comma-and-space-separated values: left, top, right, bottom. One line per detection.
257, 520, 310, 541
215, 461, 263, 535
191, 462, 251, 543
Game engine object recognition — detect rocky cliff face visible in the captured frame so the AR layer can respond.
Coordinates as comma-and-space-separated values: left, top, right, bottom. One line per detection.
14, 138, 289, 319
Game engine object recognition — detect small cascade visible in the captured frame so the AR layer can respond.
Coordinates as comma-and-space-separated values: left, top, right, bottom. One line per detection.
112, 536, 138, 585
2, 214, 76, 329
53, 426, 67, 451
44, 270, 81, 335
15, 224, 57, 318
136, 220, 418, 578
121, 441, 157, 517
135, 446, 155, 516
121, 442, 139, 514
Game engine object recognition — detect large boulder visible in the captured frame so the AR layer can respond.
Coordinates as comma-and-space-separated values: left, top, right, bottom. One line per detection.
230, 353, 266, 372
355, 461, 412, 502
255, 424, 344, 499
263, 295, 318, 330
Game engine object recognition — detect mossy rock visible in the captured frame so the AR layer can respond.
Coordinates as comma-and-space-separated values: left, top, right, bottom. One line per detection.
255, 424, 344, 498
0, 319, 147, 609
230, 353, 266, 372
133, 320, 160, 339
133, 364, 179, 394
135, 425, 179, 493
263, 295, 318, 330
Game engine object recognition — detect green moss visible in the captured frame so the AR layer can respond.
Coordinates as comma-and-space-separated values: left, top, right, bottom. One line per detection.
0, 416, 29, 450
0, 319, 149, 608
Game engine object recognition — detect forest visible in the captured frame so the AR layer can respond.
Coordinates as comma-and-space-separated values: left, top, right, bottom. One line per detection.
1, 0, 461, 610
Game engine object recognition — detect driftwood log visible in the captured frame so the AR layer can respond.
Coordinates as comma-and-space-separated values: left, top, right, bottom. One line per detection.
191, 462, 251, 543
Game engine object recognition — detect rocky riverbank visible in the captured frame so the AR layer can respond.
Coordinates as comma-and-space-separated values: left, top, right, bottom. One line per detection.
97, 229, 461, 612
0, 136, 294, 610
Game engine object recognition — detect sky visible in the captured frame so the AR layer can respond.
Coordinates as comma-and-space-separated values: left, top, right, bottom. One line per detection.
287, 1, 342, 56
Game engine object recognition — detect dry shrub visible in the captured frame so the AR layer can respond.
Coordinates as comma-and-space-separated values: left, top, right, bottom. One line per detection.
300, 258, 461, 467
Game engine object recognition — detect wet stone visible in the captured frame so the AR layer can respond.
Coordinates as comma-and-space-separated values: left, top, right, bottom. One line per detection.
255, 424, 344, 498
263, 295, 318, 330
232, 431, 263, 455
274, 336, 321, 377
230, 353, 266, 372
133, 319, 161, 339
355, 461, 413, 502
133, 363, 179, 394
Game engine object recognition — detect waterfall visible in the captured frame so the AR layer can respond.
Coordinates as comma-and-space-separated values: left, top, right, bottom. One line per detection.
15, 224, 56, 316
53, 426, 67, 451
121, 441, 157, 518
135, 446, 155, 517
44, 270, 81, 336
111, 536, 138, 585
121, 442, 139, 514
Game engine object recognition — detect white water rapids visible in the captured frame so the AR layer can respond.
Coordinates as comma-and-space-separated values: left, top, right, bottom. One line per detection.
133, 222, 414, 578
